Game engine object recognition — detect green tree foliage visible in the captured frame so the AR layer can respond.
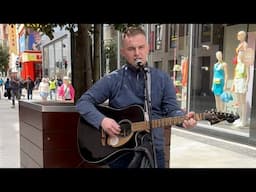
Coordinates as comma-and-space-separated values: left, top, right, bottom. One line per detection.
0, 45, 9, 73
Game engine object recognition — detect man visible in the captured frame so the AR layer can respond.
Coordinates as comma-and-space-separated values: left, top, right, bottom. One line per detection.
0, 77, 3, 91
76, 26, 197, 168
0, 77, 3, 99
25, 76, 34, 100
49, 77, 57, 100
10, 75, 20, 108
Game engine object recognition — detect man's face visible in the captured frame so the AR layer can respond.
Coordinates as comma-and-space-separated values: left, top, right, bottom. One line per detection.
120, 34, 149, 68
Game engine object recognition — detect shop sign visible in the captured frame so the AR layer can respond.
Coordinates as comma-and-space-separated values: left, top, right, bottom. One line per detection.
21, 52, 42, 62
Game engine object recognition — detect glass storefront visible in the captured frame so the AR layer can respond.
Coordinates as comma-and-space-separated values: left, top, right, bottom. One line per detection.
146, 24, 256, 140
146, 24, 255, 139
103, 24, 256, 143
42, 33, 71, 80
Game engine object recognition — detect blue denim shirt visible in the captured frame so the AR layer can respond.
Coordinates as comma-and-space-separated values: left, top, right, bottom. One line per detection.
76, 63, 184, 167
76, 64, 184, 128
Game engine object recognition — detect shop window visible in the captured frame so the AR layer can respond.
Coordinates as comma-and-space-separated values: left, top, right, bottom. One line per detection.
170, 24, 177, 48
44, 68, 48, 76
154, 60, 162, 69
155, 24, 163, 50
168, 60, 174, 78
179, 24, 185, 37
201, 24, 212, 43
149, 31, 155, 52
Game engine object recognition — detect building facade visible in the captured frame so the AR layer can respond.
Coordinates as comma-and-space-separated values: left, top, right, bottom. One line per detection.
0, 24, 8, 77
14, 24, 43, 81
102, 24, 256, 145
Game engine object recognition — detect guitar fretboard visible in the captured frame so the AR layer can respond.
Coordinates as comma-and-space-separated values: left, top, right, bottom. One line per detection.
132, 113, 205, 132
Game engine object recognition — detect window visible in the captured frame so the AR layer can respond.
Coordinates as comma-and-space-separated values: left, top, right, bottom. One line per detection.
155, 24, 163, 50
201, 24, 211, 42
170, 24, 177, 48
154, 60, 163, 69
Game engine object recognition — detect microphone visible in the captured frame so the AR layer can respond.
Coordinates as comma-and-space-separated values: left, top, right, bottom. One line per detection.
135, 59, 148, 72
135, 59, 143, 68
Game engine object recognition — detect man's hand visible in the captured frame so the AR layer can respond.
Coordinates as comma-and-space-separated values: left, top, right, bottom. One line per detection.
101, 117, 121, 137
182, 111, 197, 128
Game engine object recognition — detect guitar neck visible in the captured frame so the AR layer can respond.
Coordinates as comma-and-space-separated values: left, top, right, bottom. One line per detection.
132, 113, 205, 132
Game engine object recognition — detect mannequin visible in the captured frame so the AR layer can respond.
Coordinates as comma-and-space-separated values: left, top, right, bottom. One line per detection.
233, 31, 248, 65
236, 31, 248, 54
231, 51, 250, 126
211, 51, 228, 112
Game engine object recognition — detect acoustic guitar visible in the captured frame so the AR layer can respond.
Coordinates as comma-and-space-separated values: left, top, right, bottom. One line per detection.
77, 104, 239, 165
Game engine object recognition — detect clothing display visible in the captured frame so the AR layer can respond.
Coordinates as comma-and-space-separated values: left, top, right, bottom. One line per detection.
212, 62, 225, 96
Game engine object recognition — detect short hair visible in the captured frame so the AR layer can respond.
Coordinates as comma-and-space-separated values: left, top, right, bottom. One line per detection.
122, 26, 146, 39
238, 30, 247, 38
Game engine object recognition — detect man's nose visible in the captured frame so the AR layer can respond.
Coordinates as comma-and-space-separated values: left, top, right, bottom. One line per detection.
135, 48, 140, 55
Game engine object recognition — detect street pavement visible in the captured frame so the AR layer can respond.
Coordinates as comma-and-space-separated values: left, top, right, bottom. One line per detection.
1, 89, 256, 168
0, 91, 20, 168
0, 89, 42, 168
170, 127, 256, 168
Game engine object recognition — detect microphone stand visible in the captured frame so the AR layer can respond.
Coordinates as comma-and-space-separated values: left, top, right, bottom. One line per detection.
140, 65, 158, 168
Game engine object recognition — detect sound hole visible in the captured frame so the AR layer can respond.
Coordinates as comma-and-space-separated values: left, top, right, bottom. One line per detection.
119, 119, 132, 137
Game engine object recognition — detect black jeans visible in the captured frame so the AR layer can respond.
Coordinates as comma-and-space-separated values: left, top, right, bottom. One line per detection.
27, 89, 33, 100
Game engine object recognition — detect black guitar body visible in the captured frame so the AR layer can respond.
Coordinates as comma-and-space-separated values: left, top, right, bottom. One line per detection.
77, 105, 146, 165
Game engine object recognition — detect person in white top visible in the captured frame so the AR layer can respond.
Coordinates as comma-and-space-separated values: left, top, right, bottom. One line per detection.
38, 77, 49, 101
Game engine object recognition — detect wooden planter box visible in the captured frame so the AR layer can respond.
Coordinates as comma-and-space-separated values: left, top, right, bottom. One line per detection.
19, 101, 97, 168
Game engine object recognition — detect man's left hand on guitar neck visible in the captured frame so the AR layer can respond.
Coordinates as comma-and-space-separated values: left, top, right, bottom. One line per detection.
182, 111, 197, 129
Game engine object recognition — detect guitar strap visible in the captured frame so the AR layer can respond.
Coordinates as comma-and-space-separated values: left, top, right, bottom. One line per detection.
144, 68, 151, 121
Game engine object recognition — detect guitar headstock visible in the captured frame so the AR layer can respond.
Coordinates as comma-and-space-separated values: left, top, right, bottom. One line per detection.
203, 109, 240, 125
